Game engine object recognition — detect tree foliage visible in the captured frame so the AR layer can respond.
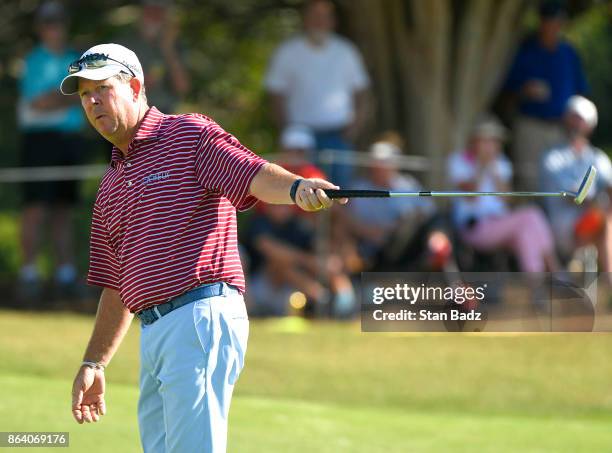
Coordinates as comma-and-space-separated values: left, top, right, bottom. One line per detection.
567, 2, 612, 146
0, 0, 609, 180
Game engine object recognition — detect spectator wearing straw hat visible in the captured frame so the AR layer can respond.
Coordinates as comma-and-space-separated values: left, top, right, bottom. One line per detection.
343, 135, 453, 272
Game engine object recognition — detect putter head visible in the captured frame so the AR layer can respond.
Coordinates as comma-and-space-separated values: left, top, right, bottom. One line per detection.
574, 166, 597, 205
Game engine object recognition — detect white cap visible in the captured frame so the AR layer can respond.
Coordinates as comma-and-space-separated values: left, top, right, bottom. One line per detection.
60, 43, 144, 95
471, 114, 507, 141
369, 141, 401, 162
566, 95, 598, 129
281, 125, 316, 150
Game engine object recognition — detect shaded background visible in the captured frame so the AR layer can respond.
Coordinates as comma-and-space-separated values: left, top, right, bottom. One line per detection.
0, 0, 612, 282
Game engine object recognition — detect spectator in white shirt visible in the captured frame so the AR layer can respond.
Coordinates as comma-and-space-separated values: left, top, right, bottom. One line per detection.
264, 0, 370, 188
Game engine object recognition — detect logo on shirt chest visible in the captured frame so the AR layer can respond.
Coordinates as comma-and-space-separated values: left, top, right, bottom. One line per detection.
143, 171, 171, 185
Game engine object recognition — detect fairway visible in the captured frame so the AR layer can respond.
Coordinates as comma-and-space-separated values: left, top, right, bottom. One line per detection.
1, 310, 611, 452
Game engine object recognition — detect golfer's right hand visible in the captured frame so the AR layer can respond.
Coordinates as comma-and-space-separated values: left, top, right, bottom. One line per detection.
72, 366, 106, 424
294, 178, 348, 212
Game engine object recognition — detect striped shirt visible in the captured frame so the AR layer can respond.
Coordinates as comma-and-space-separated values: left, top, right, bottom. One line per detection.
87, 107, 268, 312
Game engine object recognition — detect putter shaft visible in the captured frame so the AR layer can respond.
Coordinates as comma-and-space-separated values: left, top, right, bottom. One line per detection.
323, 166, 596, 205
324, 189, 572, 199
390, 191, 573, 198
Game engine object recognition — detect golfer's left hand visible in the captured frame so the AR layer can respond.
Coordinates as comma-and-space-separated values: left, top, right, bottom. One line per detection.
294, 178, 348, 212
72, 366, 106, 424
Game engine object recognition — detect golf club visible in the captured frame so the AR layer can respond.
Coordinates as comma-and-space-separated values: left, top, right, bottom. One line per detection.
324, 165, 597, 205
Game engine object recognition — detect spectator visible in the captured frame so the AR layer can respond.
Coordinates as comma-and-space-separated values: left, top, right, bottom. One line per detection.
540, 96, 612, 274
264, 0, 370, 188
343, 135, 453, 272
243, 126, 355, 317
279, 124, 365, 276
117, 0, 190, 113
16, 1, 85, 299
448, 116, 558, 273
502, 0, 588, 190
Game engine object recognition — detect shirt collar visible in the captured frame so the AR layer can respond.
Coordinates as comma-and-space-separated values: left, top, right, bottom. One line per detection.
301, 32, 336, 49
111, 106, 164, 166
132, 106, 164, 142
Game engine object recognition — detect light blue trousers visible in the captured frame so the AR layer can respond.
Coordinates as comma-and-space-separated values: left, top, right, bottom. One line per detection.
138, 288, 249, 453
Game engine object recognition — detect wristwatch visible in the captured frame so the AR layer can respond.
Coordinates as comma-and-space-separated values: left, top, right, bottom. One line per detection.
81, 361, 106, 372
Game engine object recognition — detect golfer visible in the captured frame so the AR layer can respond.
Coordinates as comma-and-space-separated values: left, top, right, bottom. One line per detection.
64, 44, 344, 452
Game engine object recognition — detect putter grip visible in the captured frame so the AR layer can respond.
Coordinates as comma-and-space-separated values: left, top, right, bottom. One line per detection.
324, 189, 391, 199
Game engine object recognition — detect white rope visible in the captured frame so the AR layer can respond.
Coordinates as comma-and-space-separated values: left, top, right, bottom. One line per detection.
0, 164, 108, 183
0, 150, 430, 183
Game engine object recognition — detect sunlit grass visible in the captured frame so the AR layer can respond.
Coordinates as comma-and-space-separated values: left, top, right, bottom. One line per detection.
1, 310, 611, 452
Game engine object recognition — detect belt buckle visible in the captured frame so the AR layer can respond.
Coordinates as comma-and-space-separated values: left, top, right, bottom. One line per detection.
138, 309, 151, 325
153, 305, 162, 321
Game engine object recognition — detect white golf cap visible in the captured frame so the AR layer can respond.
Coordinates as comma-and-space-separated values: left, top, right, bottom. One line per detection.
281, 125, 316, 150
369, 141, 402, 162
566, 95, 598, 129
471, 114, 507, 141
60, 43, 144, 95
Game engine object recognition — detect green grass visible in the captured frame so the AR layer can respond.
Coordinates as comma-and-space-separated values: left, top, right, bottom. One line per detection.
0, 310, 611, 452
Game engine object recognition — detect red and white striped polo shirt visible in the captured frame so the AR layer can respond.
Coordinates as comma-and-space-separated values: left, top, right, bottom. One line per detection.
87, 107, 268, 313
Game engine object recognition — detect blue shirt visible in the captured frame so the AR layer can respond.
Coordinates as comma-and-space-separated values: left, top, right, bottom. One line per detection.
18, 45, 84, 132
504, 36, 588, 120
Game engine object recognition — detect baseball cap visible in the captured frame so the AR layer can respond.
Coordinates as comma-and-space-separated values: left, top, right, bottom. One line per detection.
539, 0, 566, 19
60, 43, 144, 95
369, 141, 402, 162
566, 95, 598, 128
471, 115, 507, 141
36, 1, 66, 24
281, 125, 316, 150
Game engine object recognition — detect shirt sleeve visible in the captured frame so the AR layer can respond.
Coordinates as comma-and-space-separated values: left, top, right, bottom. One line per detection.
87, 199, 121, 290
496, 156, 513, 182
19, 53, 41, 101
195, 122, 268, 211
346, 43, 370, 91
264, 44, 292, 93
595, 151, 612, 188
572, 48, 589, 95
502, 43, 527, 93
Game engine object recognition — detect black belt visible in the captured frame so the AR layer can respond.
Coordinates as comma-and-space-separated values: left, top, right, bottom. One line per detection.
136, 282, 239, 326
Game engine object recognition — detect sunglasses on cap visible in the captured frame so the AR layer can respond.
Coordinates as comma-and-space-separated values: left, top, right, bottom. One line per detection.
68, 53, 136, 77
